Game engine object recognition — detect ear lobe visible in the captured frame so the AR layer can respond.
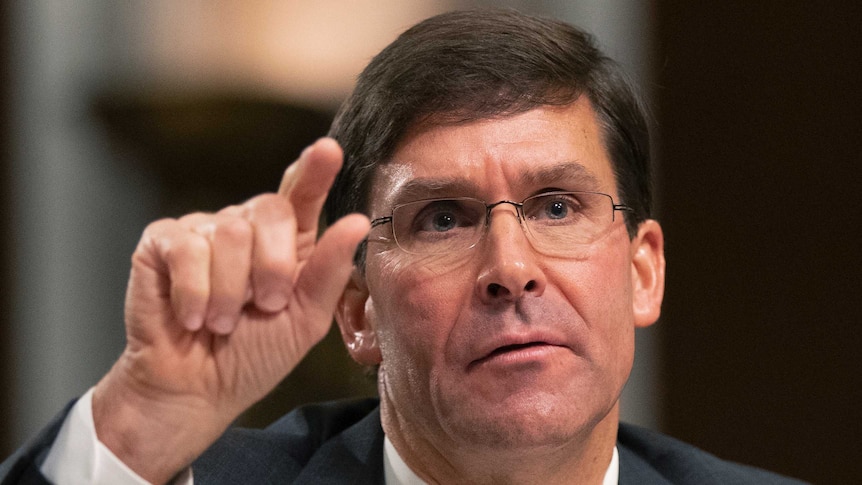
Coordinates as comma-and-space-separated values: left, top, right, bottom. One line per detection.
334, 268, 382, 365
630, 220, 666, 328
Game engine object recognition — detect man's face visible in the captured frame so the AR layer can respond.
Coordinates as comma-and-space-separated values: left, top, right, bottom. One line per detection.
340, 99, 664, 452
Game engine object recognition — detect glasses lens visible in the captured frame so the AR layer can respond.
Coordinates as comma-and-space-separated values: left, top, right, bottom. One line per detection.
388, 192, 616, 257
392, 198, 486, 254
522, 192, 613, 253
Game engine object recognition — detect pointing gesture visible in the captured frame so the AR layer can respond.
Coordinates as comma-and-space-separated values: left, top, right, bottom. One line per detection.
92, 138, 369, 484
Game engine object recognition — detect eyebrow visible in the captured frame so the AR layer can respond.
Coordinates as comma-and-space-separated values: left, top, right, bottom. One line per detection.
391, 177, 480, 206
517, 161, 603, 192
389, 161, 604, 206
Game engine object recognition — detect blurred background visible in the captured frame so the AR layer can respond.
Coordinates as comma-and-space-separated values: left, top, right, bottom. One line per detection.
0, 1, 858, 483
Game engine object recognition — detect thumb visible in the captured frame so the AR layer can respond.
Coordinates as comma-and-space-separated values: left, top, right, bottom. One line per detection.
290, 214, 370, 344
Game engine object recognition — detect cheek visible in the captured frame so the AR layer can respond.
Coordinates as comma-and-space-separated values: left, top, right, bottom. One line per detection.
588, 250, 636, 375
549, 241, 635, 353
368, 255, 475, 365
553, 241, 631, 306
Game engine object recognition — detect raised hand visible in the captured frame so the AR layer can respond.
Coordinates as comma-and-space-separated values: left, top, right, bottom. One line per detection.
91, 138, 370, 484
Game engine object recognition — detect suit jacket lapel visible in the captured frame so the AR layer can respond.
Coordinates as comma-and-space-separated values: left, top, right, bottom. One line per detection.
292, 406, 386, 484
617, 439, 673, 485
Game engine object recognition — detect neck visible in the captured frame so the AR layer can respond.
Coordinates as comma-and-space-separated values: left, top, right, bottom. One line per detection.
380, 381, 619, 485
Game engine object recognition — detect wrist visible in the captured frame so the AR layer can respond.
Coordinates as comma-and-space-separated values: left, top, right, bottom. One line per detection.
92, 360, 230, 484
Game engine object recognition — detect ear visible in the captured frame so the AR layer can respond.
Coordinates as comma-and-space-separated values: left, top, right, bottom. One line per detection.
630, 219, 666, 328
334, 268, 382, 365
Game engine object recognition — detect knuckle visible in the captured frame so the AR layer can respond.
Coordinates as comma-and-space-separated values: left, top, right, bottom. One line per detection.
138, 217, 180, 244
216, 204, 245, 217
215, 216, 253, 243
167, 232, 210, 263
177, 211, 210, 225
247, 193, 292, 219
250, 192, 280, 205
134, 218, 184, 262
144, 217, 179, 232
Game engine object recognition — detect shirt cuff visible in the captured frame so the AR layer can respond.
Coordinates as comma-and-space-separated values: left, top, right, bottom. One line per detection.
40, 387, 194, 485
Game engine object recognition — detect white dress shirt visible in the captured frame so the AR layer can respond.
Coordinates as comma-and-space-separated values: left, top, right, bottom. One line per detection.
383, 435, 619, 485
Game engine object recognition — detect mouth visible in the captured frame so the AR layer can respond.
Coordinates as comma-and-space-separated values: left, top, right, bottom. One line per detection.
488, 341, 548, 357
468, 341, 566, 370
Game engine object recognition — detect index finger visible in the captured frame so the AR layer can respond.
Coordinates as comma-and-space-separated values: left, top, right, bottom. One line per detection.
278, 137, 344, 235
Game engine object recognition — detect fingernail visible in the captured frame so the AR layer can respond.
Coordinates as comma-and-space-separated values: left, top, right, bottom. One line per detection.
184, 313, 204, 332
300, 144, 315, 160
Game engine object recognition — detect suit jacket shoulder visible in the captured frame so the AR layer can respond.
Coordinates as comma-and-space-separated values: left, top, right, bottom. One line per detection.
617, 423, 808, 484
1, 398, 809, 485
193, 398, 385, 484
0, 398, 385, 485
0, 400, 76, 485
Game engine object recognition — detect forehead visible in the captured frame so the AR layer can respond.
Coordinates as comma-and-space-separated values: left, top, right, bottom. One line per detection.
368, 99, 617, 212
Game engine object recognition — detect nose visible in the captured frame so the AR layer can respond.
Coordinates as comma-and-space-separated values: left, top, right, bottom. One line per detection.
475, 205, 547, 303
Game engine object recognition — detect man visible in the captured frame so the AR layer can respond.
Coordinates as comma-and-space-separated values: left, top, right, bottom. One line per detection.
1, 9, 804, 484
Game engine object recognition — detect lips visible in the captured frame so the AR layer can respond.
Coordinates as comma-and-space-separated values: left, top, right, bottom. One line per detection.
467, 332, 571, 370
487, 341, 550, 358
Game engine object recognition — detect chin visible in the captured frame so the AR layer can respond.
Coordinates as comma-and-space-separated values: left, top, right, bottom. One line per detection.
438, 390, 600, 450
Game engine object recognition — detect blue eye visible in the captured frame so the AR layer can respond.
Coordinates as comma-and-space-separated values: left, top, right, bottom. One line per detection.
525, 193, 585, 224
429, 211, 458, 232
390, 197, 487, 254
407, 199, 483, 236
546, 200, 568, 219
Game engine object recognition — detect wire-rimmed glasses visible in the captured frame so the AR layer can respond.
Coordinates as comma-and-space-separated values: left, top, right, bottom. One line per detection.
369, 191, 631, 258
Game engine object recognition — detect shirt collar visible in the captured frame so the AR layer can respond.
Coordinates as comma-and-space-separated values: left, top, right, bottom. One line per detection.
383, 435, 620, 485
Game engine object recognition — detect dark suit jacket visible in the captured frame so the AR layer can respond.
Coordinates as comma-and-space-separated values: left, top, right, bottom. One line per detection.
1, 398, 808, 484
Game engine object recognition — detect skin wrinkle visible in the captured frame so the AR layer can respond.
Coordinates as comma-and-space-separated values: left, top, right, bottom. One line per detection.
383, 160, 603, 209
379, 370, 463, 482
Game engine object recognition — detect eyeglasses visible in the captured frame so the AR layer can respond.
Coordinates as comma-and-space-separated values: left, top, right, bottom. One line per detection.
369, 191, 632, 258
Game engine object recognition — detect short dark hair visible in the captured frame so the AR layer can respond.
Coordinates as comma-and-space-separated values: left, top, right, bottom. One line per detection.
325, 8, 651, 240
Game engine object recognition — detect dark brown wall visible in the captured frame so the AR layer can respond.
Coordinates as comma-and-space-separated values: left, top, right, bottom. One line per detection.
0, 0, 13, 459
656, 2, 861, 483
